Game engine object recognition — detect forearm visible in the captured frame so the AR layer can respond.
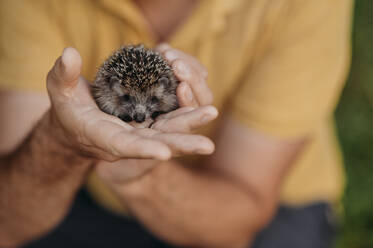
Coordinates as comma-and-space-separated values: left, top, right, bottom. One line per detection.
0, 111, 94, 246
120, 160, 276, 248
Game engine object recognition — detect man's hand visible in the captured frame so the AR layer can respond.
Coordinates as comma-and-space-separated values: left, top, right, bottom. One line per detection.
46, 47, 216, 163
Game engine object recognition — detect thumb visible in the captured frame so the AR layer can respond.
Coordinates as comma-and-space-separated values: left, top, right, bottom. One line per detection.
47, 47, 82, 95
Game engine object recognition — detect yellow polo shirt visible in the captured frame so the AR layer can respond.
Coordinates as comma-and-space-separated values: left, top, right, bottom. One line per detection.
0, 0, 353, 213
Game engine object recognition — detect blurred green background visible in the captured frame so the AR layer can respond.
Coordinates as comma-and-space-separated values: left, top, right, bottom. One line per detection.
335, 0, 373, 247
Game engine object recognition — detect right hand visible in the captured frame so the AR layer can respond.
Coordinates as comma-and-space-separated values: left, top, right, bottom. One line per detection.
46, 47, 215, 163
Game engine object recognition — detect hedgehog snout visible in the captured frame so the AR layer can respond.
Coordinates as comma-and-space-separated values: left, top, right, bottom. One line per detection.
133, 113, 146, 123
133, 103, 148, 123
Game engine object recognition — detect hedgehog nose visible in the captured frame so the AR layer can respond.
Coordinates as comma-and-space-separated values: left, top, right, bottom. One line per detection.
134, 113, 145, 123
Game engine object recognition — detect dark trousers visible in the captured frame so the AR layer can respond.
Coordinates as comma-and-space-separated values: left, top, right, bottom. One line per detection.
24, 190, 335, 248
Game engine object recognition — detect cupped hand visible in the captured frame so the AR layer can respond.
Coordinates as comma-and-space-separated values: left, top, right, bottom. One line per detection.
155, 43, 213, 108
46, 47, 215, 164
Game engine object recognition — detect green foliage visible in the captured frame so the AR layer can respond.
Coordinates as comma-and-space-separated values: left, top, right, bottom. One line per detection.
335, 0, 373, 247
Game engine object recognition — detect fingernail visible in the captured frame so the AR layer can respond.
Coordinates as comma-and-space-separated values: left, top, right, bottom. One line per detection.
61, 47, 72, 68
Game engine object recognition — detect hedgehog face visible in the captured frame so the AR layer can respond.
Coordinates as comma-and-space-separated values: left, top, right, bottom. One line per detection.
92, 45, 179, 123
109, 76, 178, 123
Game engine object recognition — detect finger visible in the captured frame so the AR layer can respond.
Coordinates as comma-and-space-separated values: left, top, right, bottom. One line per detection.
155, 46, 213, 105
84, 118, 171, 161
152, 106, 218, 133
156, 106, 196, 120
152, 132, 215, 156
177, 82, 199, 107
163, 49, 208, 78
47, 47, 82, 96
156, 46, 208, 79
173, 59, 213, 106
113, 134, 172, 160
133, 128, 215, 155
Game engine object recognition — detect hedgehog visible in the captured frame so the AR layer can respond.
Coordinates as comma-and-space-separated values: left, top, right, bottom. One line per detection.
92, 44, 179, 123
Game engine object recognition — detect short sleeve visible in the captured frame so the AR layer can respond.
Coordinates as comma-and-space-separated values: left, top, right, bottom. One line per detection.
0, 0, 65, 92
231, 0, 353, 138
